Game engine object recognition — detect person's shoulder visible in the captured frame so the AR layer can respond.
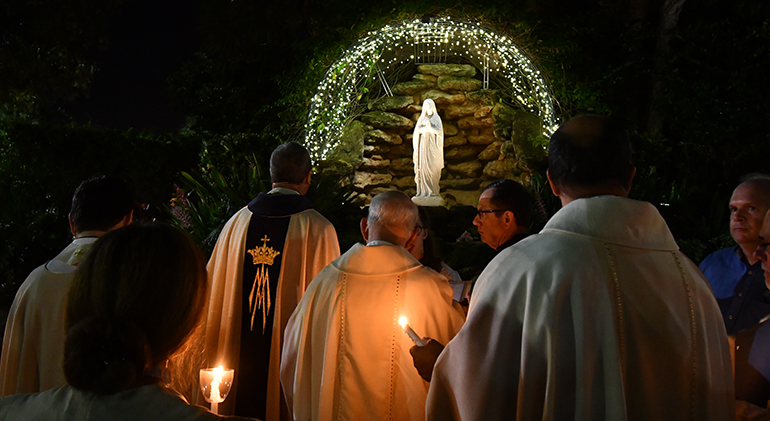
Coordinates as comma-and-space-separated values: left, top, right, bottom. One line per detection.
299, 208, 332, 223
409, 265, 457, 292
702, 247, 736, 261
0, 385, 70, 418
118, 384, 255, 420
10, 264, 68, 306
219, 207, 251, 229
699, 247, 738, 270
492, 232, 555, 267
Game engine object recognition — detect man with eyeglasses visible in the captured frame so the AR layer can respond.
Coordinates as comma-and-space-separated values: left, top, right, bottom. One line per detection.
730, 209, 770, 414
473, 179, 532, 251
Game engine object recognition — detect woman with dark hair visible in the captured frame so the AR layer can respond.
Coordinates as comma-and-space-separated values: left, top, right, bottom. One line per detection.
0, 223, 255, 420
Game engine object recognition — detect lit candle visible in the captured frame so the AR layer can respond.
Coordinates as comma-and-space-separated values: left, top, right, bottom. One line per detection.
398, 316, 425, 347
199, 366, 234, 415
210, 366, 224, 414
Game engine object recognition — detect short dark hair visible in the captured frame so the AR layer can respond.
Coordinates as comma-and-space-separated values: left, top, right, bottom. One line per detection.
548, 115, 633, 189
270, 142, 312, 184
482, 180, 532, 227
70, 175, 135, 233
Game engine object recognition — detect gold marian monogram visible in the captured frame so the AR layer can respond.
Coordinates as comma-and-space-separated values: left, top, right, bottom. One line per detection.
246, 235, 281, 333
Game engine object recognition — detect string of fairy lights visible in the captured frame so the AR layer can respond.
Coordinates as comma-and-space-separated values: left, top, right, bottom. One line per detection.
304, 16, 558, 163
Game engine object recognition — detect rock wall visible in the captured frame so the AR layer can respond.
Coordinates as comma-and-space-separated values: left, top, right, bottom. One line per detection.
330, 63, 545, 207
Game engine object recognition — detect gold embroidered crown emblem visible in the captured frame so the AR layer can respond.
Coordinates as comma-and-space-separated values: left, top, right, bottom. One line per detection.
247, 236, 281, 266
245, 235, 281, 333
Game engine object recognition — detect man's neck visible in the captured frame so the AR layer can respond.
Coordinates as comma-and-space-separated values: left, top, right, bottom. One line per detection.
75, 230, 107, 239
495, 228, 528, 250
272, 182, 306, 195
738, 243, 760, 266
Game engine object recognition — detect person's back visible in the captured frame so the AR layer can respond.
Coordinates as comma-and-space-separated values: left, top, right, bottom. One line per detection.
0, 224, 256, 421
429, 196, 731, 420
204, 142, 339, 419
281, 191, 464, 421
0, 175, 135, 395
0, 383, 237, 420
426, 115, 733, 420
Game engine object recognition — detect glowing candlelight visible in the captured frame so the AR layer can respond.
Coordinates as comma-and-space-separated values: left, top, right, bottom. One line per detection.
199, 365, 234, 415
398, 316, 425, 347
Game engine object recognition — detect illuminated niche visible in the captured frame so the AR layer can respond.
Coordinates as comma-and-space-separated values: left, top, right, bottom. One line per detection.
304, 16, 558, 163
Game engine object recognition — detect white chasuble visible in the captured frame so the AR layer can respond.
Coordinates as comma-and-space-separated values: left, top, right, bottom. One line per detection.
281, 243, 465, 421
427, 195, 734, 421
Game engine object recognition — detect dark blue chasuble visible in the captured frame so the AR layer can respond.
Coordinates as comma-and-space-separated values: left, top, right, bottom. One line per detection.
235, 192, 313, 419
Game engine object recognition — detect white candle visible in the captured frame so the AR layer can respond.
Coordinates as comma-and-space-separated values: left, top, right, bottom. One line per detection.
398, 316, 425, 347
199, 366, 233, 415
210, 366, 224, 414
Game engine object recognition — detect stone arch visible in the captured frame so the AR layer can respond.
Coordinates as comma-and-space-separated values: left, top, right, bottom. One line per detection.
304, 17, 557, 205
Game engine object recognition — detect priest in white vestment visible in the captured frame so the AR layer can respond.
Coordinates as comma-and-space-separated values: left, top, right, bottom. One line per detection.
425, 115, 734, 420
204, 142, 339, 420
0, 176, 134, 396
281, 191, 465, 421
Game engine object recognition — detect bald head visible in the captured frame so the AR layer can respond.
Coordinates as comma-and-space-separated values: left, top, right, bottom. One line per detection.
362, 191, 420, 247
548, 115, 634, 199
738, 175, 770, 209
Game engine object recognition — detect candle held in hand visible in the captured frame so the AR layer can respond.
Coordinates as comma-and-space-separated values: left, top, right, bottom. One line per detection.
398, 316, 425, 347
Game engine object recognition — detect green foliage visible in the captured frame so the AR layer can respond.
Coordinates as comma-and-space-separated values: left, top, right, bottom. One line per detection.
170, 151, 270, 256
169, 135, 361, 257
170, 0, 770, 269
0, 0, 122, 117
0, 119, 198, 306
306, 172, 363, 253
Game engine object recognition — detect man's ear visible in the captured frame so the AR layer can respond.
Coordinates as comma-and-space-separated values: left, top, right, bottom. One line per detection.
625, 165, 636, 195
303, 170, 312, 185
404, 228, 420, 253
503, 210, 516, 229
68, 214, 77, 236
546, 169, 561, 197
360, 218, 369, 243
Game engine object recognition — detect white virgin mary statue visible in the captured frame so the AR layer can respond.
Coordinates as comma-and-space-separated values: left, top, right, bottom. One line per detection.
412, 99, 444, 206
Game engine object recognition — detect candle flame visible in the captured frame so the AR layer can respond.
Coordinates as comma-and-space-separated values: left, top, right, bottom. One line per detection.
398, 316, 407, 327
211, 365, 224, 403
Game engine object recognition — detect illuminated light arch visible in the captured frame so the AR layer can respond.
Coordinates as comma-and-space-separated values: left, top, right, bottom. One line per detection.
304, 16, 558, 163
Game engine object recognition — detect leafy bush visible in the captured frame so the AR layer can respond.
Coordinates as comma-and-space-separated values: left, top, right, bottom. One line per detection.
169, 136, 361, 257
0, 120, 198, 306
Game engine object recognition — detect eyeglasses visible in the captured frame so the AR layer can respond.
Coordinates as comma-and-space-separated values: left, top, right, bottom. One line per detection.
413, 225, 425, 235
475, 209, 508, 218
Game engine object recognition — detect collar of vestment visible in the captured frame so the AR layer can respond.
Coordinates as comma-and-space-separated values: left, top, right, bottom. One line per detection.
366, 240, 396, 247
45, 237, 100, 274
267, 187, 300, 195
542, 195, 678, 251
333, 242, 422, 276
248, 191, 313, 217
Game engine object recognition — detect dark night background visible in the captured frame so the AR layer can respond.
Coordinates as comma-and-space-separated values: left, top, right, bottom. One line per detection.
59, 0, 202, 133
1, 0, 769, 305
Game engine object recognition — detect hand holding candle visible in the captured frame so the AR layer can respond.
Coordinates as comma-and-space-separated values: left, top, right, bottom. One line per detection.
399, 316, 425, 347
